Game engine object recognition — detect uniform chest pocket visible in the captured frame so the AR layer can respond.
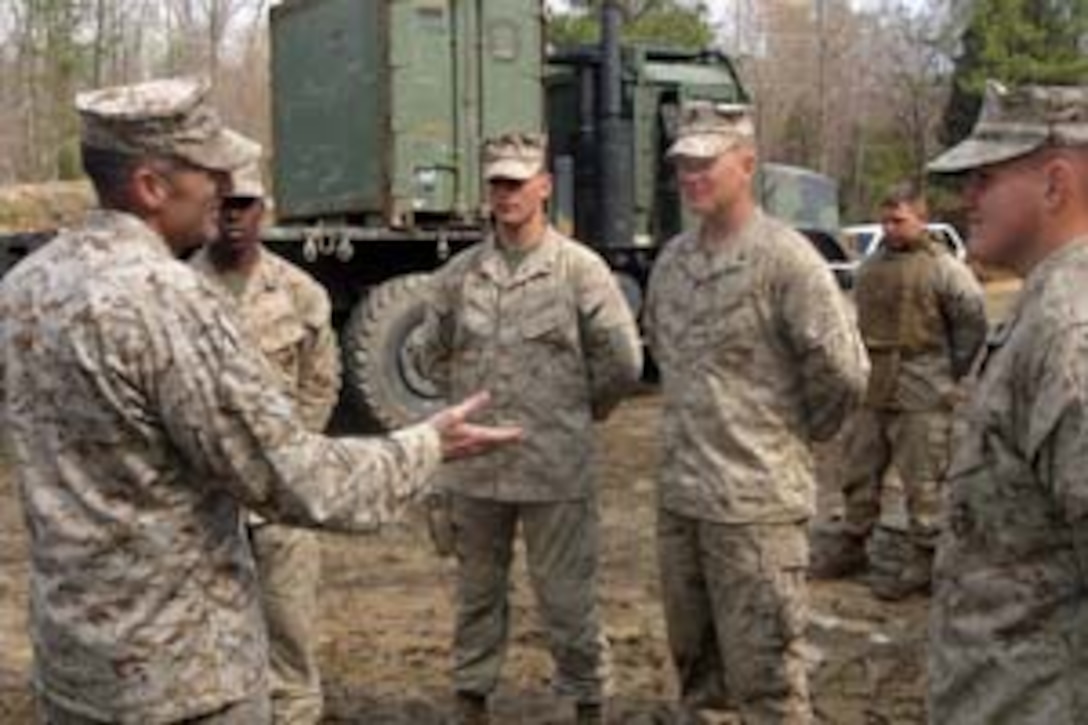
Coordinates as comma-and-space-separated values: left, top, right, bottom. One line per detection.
459, 305, 493, 336
456, 280, 498, 344
256, 317, 305, 379
521, 303, 568, 340
686, 294, 760, 363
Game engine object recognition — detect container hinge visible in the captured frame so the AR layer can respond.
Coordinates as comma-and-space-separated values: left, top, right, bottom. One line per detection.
318, 232, 337, 257
336, 232, 354, 262
303, 229, 320, 263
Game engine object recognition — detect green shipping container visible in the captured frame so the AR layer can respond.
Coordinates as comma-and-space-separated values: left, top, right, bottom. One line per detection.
270, 0, 544, 224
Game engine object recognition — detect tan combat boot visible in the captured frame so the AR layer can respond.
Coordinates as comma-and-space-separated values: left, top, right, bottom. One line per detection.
455, 692, 489, 725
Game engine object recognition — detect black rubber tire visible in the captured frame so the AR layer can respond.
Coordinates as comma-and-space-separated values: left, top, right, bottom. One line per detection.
341, 273, 446, 430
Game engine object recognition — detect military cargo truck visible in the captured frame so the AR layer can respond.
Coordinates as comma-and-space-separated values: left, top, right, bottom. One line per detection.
264, 0, 845, 429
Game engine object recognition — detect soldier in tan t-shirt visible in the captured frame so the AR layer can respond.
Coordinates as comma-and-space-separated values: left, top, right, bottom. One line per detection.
191, 142, 340, 725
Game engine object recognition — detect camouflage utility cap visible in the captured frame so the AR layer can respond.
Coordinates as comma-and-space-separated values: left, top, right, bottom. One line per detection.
77, 77, 251, 172
928, 81, 1088, 174
225, 135, 266, 199
483, 132, 547, 181
668, 101, 755, 160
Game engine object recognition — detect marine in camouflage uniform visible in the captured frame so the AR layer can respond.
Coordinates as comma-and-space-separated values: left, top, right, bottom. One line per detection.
926, 82, 1088, 724
0, 77, 515, 725
191, 146, 340, 724
414, 133, 642, 724
822, 186, 986, 600
643, 102, 868, 724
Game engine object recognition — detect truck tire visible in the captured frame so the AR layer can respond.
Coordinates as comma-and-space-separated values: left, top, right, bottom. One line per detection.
342, 274, 446, 430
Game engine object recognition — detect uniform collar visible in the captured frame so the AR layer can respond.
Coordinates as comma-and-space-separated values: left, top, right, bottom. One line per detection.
190, 244, 274, 299
881, 234, 935, 257
677, 208, 763, 281
477, 226, 562, 287
1022, 236, 1088, 294
85, 209, 176, 259
996, 236, 1088, 340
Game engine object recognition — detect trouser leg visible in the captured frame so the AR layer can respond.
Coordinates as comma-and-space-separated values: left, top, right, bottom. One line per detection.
892, 411, 951, 547
867, 411, 951, 600
704, 523, 812, 725
841, 408, 893, 539
450, 496, 518, 697
521, 498, 609, 705
250, 524, 323, 725
657, 509, 729, 712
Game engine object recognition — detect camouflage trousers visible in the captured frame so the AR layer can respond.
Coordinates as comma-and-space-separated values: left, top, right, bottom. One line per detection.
450, 495, 610, 704
657, 511, 812, 725
250, 523, 323, 725
37, 693, 271, 724
841, 408, 952, 547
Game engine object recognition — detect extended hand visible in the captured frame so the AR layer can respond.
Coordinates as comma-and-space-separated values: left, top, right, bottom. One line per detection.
427, 391, 523, 461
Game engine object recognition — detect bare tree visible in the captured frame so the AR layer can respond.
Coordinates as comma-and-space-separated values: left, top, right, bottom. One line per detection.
161, 0, 265, 82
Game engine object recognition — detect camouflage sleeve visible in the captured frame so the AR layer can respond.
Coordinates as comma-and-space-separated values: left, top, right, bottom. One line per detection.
1027, 324, 1088, 581
573, 252, 642, 421
409, 267, 458, 398
640, 253, 667, 361
142, 285, 441, 532
777, 250, 869, 442
937, 257, 988, 380
295, 284, 342, 432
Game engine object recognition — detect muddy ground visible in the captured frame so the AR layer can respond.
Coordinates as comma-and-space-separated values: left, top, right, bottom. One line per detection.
0, 281, 1021, 724
0, 394, 931, 725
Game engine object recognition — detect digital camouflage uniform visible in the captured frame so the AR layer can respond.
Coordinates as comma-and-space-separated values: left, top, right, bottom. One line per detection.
0, 79, 443, 724
415, 138, 642, 706
644, 102, 868, 725
644, 210, 867, 724
192, 241, 341, 725
926, 83, 1088, 724
843, 238, 986, 553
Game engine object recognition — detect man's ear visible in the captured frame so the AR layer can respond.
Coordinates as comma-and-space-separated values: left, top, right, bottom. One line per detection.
129, 163, 169, 212
538, 172, 554, 203
1042, 157, 1081, 212
741, 145, 758, 176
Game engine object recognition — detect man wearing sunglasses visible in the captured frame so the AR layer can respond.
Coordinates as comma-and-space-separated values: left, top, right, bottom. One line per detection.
191, 141, 340, 725
643, 101, 867, 724
414, 132, 642, 724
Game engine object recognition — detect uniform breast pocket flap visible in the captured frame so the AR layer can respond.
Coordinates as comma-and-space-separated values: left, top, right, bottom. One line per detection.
691, 296, 758, 354
521, 304, 568, 341
458, 305, 494, 341
257, 317, 305, 371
